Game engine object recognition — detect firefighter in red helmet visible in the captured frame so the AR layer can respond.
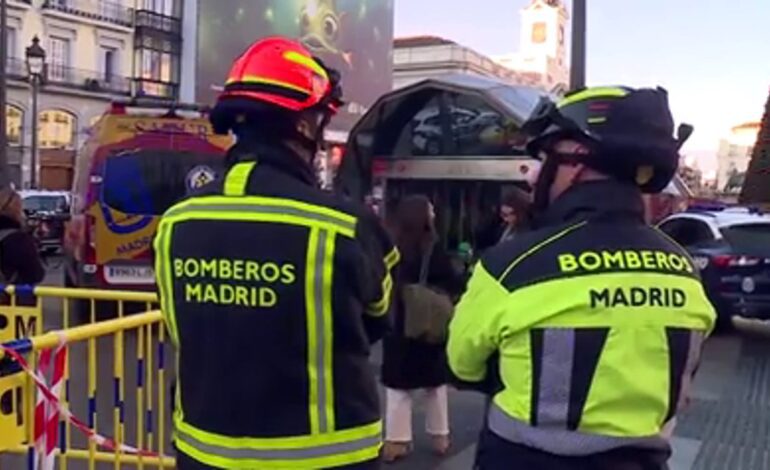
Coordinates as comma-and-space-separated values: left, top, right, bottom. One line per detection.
154, 37, 398, 469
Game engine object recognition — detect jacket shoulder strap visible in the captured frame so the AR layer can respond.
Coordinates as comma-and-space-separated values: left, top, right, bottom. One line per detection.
223, 161, 258, 196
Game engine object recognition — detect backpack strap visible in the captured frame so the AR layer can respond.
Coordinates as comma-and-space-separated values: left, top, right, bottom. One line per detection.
418, 239, 436, 285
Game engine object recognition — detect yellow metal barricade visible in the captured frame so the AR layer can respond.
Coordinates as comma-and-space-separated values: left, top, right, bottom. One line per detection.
0, 286, 175, 469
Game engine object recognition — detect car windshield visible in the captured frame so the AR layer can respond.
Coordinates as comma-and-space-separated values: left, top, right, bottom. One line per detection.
102, 149, 224, 216
721, 223, 770, 255
23, 195, 68, 212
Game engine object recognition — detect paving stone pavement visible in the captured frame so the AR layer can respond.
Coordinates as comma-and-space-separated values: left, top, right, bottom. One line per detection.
674, 334, 770, 470
381, 332, 770, 470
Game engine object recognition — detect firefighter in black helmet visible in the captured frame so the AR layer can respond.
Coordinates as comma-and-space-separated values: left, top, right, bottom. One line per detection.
154, 37, 398, 469
447, 86, 715, 470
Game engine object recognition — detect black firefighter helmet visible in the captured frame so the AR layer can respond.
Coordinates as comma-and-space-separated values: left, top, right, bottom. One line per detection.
524, 86, 693, 195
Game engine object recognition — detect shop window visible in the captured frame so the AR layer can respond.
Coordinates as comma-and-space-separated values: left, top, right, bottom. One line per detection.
6, 105, 23, 146
39, 110, 77, 149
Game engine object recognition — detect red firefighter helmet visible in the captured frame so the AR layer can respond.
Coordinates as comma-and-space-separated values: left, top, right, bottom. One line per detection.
211, 36, 343, 134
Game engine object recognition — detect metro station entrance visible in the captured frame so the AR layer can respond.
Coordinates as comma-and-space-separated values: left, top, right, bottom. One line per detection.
383, 180, 508, 251
336, 74, 545, 257
379, 177, 529, 255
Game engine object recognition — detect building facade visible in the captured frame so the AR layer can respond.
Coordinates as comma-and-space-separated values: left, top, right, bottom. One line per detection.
715, 122, 760, 195
494, 0, 569, 94
4, 0, 183, 189
393, 0, 569, 95
393, 36, 531, 90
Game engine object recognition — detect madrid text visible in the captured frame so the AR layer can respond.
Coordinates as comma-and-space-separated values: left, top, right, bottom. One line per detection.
173, 258, 297, 308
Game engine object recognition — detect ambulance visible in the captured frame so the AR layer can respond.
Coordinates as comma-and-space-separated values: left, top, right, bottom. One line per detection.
63, 99, 232, 291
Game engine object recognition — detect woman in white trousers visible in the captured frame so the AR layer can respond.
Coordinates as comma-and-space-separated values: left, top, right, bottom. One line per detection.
384, 386, 450, 460
380, 196, 466, 462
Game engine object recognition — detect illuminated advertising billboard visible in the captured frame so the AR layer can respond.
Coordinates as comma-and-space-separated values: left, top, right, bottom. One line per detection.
196, 0, 395, 133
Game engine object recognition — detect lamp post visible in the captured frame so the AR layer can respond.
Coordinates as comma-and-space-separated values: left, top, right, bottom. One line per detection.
26, 36, 45, 189
570, 0, 587, 91
0, 0, 9, 189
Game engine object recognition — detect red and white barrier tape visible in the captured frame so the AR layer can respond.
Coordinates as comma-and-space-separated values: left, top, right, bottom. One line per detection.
34, 338, 65, 470
1, 344, 159, 459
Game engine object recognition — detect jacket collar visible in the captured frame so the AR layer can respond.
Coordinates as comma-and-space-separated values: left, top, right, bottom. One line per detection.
533, 180, 646, 228
226, 139, 318, 187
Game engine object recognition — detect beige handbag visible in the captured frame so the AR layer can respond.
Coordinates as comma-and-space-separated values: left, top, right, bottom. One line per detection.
402, 243, 455, 344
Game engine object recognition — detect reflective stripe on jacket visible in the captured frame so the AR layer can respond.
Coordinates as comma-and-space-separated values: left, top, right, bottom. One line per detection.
447, 180, 716, 457
155, 147, 398, 469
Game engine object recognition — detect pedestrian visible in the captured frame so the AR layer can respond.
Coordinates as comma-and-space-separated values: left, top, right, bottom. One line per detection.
381, 195, 465, 463
474, 190, 529, 253
0, 187, 45, 284
154, 37, 399, 470
447, 86, 716, 470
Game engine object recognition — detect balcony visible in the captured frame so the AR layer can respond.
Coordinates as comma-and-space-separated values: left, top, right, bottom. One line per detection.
6, 59, 131, 95
46, 64, 132, 95
47, 65, 132, 95
42, 0, 133, 28
135, 9, 181, 37
6, 58, 27, 81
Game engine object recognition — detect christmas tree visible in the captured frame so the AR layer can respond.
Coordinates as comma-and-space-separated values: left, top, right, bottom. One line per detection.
739, 87, 770, 205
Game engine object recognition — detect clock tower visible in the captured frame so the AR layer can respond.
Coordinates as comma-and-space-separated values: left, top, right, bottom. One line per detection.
492, 0, 570, 93
521, 0, 568, 63
518, 0, 569, 90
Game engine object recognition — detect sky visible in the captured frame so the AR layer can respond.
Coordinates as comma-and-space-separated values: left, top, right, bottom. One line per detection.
395, 0, 770, 176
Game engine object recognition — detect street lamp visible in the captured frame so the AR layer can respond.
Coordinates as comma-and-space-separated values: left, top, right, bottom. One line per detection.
570, 0, 587, 91
26, 36, 45, 189
0, 0, 10, 189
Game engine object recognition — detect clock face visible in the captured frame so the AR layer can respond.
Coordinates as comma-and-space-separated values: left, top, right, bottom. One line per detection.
532, 22, 547, 43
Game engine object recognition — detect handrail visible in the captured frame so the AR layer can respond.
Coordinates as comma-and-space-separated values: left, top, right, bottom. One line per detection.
0, 310, 163, 359
2, 285, 158, 302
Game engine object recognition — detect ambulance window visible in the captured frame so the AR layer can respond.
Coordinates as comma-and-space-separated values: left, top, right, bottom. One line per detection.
101, 149, 223, 215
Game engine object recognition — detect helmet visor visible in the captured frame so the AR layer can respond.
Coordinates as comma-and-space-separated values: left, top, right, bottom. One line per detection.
523, 99, 591, 158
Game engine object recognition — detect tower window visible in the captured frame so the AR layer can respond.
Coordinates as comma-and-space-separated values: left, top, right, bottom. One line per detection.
532, 22, 547, 44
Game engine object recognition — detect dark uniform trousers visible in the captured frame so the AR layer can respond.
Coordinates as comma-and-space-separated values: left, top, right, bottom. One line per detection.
474, 428, 670, 470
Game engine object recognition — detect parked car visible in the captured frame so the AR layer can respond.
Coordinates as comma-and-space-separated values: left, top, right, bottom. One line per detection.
658, 206, 770, 330
20, 190, 72, 254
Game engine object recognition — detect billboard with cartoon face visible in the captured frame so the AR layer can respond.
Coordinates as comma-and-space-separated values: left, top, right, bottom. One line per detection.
196, 0, 395, 133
